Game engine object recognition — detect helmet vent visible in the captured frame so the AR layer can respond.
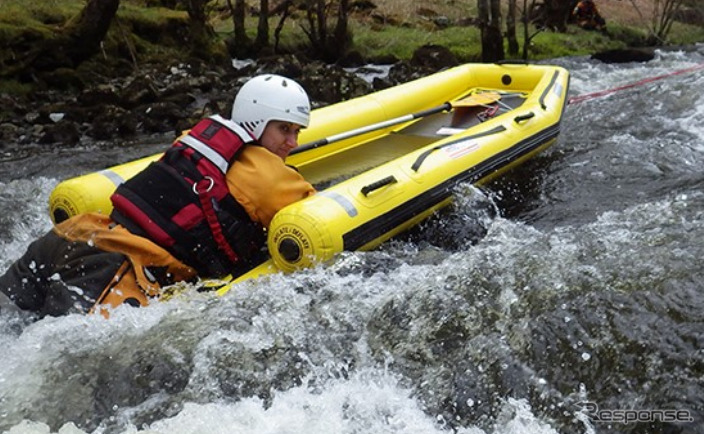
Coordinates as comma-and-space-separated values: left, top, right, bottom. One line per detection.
243, 121, 259, 133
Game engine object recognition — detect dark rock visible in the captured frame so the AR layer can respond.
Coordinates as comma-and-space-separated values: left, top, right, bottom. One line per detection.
115, 115, 139, 137
387, 48, 452, 87
88, 105, 136, 140
78, 84, 122, 107
368, 54, 399, 65
371, 76, 392, 91
350, 0, 376, 13
297, 66, 371, 105
37, 67, 85, 91
139, 101, 187, 134
254, 54, 307, 79
160, 88, 197, 108
39, 120, 80, 145
591, 48, 655, 63
120, 75, 159, 108
0, 123, 20, 142
387, 61, 417, 84
336, 50, 366, 68
457, 17, 479, 27
24, 111, 42, 124
0, 94, 24, 117
60, 105, 92, 124
411, 44, 458, 70
433, 16, 451, 28
159, 73, 218, 105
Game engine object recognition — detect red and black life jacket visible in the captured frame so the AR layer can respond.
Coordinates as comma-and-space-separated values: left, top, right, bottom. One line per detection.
110, 115, 267, 278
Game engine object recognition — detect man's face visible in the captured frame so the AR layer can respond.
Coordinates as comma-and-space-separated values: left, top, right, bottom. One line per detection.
260, 120, 303, 159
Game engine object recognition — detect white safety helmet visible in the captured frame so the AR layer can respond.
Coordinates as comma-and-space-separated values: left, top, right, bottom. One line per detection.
231, 74, 311, 140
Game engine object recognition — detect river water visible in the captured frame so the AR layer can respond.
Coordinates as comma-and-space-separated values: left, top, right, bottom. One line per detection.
1, 47, 703, 434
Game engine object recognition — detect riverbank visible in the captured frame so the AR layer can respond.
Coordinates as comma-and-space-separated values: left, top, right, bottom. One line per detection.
0, 0, 702, 152
0, 50, 461, 153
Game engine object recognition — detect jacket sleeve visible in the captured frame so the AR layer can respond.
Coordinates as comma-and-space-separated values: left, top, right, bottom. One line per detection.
226, 146, 316, 228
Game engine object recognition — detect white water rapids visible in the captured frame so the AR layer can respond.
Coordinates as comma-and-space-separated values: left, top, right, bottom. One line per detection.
1, 46, 704, 434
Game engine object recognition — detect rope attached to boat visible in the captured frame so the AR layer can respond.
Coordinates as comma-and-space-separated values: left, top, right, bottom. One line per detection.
567, 62, 704, 105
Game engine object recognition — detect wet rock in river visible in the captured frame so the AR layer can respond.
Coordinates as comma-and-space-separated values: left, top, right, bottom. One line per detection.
40, 120, 81, 145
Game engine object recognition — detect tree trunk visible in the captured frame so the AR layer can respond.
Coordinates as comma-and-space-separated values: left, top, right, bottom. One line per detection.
317, 0, 327, 46
478, 0, 505, 63
184, 0, 216, 55
506, 0, 519, 56
333, 0, 350, 52
64, 0, 120, 64
655, 0, 685, 42
521, 0, 544, 60
294, 0, 352, 61
523, 0, 531, 60
227, 0, 248, 46
255, 0, 270, 49
273, 0, 294, 53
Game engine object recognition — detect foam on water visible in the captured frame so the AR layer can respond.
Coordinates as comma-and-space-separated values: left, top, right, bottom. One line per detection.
3, 49, 704, 433
0, 177, 57, 271
2, 189, 701, 432
4, 376, 562, 434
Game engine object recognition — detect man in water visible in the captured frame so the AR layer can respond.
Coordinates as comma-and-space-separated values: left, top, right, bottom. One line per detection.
0, 74, 316, 319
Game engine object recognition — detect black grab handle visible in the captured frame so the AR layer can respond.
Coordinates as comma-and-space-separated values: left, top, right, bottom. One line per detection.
361, 176, 397, 196
514, 112, 535, 124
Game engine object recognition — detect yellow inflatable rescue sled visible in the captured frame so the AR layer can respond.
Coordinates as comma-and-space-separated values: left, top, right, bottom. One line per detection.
49, 62, 570, 294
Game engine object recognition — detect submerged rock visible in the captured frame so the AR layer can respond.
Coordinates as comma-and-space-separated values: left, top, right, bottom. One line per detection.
591, 48, 655, 63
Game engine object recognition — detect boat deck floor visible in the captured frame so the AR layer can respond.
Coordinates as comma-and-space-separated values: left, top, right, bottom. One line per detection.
299, 91, 526, 187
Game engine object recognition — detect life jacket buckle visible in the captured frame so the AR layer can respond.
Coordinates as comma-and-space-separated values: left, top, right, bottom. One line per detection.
193, 176, 215, 195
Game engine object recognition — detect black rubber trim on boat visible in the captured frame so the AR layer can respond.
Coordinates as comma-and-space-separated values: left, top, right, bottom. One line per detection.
342, 122, 561, 251
539, 70, 560, 110
495, 60, 530, 65
361, 176, 398, 196
411, 125, 507, 172
514, 112, 535, 123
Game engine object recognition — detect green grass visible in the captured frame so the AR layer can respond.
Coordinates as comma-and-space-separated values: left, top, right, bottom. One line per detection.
0, 0, 81, 27
526, 26, 626, 58
351, 22, 482, 62
1, 0, 702, 77
666, 21, 704, 45
0, 0, 187, 47
0, 0, 80, 52
210, 9, 701, 64
119, 3, 186, 24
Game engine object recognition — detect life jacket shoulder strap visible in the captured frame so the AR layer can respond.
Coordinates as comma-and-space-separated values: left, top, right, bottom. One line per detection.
180, 115, 255, 173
